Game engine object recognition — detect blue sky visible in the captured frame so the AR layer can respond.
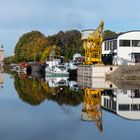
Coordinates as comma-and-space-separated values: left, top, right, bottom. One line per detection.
1, 0, 140, 56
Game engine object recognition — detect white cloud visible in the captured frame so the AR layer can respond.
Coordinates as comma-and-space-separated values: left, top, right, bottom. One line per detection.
0, 0, 140, 56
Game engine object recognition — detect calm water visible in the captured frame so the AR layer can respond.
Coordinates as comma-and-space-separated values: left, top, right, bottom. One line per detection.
0, 71, 140, 140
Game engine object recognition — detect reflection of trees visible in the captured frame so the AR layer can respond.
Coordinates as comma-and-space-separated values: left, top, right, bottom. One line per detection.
46, 87, 83, 106
14, 73, 83, 106
14, 74, 49, 105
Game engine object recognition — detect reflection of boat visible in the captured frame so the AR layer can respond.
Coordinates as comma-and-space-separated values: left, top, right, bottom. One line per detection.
45, 77, 69, 88
45, 59, 69, 77
102, 89, 140, 120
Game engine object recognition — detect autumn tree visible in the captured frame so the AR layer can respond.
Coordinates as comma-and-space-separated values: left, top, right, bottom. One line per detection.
14, 31, 48, 62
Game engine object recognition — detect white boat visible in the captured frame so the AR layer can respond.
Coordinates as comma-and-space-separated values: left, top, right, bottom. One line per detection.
45, 46, 69, 77
45, 59, 69, 77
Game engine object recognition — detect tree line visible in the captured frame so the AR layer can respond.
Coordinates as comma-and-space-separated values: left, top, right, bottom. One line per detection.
4, 30, 117, 64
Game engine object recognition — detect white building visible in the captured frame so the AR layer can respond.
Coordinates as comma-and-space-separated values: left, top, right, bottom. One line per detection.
102, 31, 140, 65
81, 29, 95, 40
0, 46, 4, 65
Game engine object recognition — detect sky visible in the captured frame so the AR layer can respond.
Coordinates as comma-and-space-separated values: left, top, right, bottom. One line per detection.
1, 0, 140, 56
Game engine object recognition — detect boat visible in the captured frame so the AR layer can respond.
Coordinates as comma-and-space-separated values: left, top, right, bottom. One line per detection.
45, 59, 69, 77
45, 46, 69, 77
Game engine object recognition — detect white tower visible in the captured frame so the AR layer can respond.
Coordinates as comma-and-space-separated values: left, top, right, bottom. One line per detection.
0, 45, 4, 65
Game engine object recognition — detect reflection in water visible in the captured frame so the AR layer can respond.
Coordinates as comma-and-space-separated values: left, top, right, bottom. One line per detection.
5, 71, 140, 134
14, 72, 83, 106
102, 89, 140, 120
0, 70, 3, 88
81, 88, 103, 132
81, 88, 140, 132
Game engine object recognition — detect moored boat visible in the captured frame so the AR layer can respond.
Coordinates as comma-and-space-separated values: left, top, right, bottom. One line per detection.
45, 60, 69, 77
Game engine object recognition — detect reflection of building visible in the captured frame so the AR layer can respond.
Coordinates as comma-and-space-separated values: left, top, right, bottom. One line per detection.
102, 89, 140, 120
0, 72, 3, 88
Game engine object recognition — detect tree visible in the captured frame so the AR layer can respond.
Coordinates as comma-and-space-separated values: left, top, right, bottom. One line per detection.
14, 31, 48, 62
103, 30, 117, 40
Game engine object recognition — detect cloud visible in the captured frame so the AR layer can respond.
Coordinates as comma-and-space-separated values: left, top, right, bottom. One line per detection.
0, 0, 140, 56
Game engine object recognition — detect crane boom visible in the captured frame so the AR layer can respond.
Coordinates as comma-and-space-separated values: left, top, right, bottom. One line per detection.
83, 21, 104, 65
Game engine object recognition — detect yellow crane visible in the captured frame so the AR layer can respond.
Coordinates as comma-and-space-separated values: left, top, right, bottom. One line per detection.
83, 21, 104, 65
80, 21, 104, 132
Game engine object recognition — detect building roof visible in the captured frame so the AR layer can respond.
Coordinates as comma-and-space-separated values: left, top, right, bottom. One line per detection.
81, 29, 95, 32
104, 30, 140, 41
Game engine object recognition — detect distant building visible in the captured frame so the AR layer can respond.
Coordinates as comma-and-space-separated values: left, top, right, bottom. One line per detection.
0, 45, 4, 65
81, 29, 95, 40
102, 31, 140, 65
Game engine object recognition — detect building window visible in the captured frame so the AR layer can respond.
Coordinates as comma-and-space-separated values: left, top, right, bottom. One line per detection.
131, 53, 140, 63
105, 42, 107, 50
107, 42, 109, 50
131, 104, 140, 111
119, 40, 130, 47
119, 104, 130, 111
113, 40, 117, 49
132, 40, 140, 47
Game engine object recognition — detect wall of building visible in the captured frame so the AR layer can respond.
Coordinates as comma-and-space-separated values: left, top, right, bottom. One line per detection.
102, 31, 140, 65
117, 31, 140, 61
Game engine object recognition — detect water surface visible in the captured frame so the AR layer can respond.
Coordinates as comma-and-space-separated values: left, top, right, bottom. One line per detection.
0, 72, 140, 140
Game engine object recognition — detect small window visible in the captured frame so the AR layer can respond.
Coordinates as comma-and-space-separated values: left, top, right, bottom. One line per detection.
107, 41, 109, 50
119, 40, 130, 47
105, 42, 107, 50
132, 40, 140, 47
119, 104, 130, 111
113, 40, 117, 49
131, 104, 140, 111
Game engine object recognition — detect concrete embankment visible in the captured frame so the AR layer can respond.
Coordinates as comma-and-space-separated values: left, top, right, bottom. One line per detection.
106, 65, 140, 80
106, 65, 140, 89
78, 65, 118, 78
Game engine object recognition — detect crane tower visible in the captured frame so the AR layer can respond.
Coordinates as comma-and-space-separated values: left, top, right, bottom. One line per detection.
83, 21, 104, 65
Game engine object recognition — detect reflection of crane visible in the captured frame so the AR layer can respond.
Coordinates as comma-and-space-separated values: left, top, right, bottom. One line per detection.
81, 88, 103, 132
83, 21, 104, 65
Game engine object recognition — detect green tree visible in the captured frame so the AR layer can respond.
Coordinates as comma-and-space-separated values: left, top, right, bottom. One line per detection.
14, 31, 48, 62
103, 30, 117, 40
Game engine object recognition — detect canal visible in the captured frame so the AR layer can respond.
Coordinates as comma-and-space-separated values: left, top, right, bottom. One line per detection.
0, 71, 140, 140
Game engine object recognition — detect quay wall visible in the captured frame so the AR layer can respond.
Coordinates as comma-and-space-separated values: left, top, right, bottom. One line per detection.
78, 65, 118, 78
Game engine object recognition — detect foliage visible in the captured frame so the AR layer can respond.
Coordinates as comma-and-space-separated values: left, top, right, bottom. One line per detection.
14, 31, 48, 62
40, 45, 61, 61
4, 56, 16, 64
103, 30, 117, 40
14, 30, 83, 62
13, 73, 83, 106
13, 29, 118, 63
